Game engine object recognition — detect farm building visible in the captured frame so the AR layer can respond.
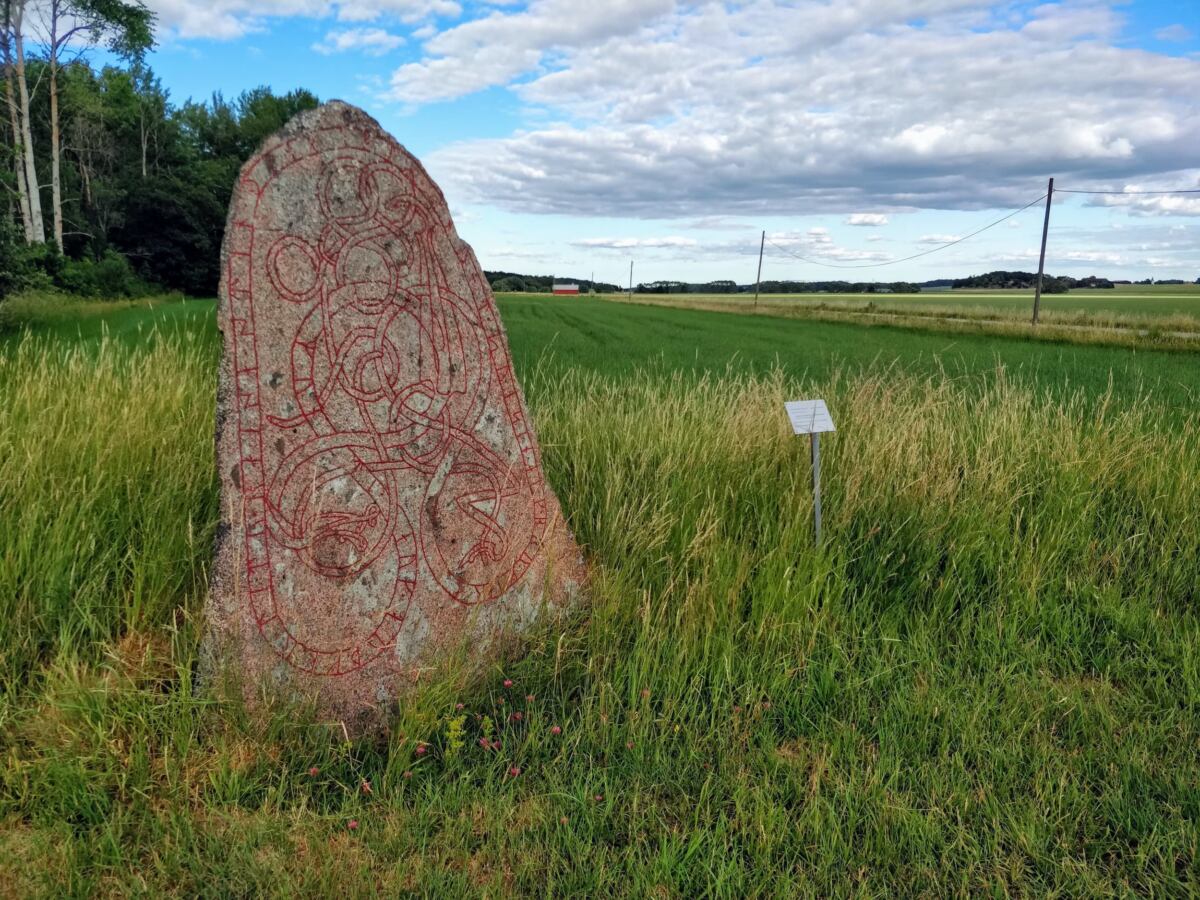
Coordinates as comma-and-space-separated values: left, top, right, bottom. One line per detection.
552, 283, 580, 295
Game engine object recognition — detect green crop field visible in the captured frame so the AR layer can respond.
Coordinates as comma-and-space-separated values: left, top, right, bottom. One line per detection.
640, 283, 1200, 319
1, 293, 1198, 896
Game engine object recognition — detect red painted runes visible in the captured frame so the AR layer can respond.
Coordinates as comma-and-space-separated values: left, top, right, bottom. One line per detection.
221, 119, 546, 678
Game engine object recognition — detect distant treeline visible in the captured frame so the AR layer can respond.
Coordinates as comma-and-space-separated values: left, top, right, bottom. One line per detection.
634, 279, 923, 294
486, 271, 621, 293
950, 271, 1118, 292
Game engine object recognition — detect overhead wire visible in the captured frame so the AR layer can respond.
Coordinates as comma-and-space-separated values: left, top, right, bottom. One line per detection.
1056, 187, 1200, 195
764, 193, 1048, 270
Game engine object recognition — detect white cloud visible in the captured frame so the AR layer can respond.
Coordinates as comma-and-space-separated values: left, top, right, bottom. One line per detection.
764, 228, 891, 263
336, 0, 462, 23
1091, 188, 1200, 217
845, 213, 889, 226
1155, 24, 1193, 43
387, 0, 675, 102
144, 0, 460, 39
918, 234, 963, 244
145, 0, 325, 40
313, 27, 405, 55
420, 1, 1200, 220
572, 236, 698, 250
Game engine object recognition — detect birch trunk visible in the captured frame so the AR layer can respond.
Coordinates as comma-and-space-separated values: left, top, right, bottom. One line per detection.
49, 56, 61, 249
2, 41, 33, 242
12, 0, 43, 243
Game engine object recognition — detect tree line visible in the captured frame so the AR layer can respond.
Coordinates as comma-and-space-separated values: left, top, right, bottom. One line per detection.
487, 271, 621, 293
0, 0, 318, 299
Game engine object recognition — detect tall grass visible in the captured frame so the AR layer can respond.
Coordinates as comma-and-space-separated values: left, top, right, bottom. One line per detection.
1, 329, 1198, 895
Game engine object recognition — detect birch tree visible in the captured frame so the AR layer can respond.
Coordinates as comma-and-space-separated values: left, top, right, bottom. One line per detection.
35, 0, 152, 250
0, 4, 33, 241
5, 0, 43, 243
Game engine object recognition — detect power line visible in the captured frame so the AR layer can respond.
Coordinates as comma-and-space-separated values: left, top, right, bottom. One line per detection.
1056, 187, 1200, 195
764, 193, 1048, 270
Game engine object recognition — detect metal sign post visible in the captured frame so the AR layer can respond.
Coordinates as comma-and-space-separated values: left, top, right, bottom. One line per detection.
784, 399, 836, 545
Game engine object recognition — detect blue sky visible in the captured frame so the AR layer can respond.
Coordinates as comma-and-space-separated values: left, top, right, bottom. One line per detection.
143, 0, 1199, 283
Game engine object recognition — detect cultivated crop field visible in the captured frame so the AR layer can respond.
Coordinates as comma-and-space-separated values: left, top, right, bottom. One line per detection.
643, 283, 1200, 317
620, 284, 1200, 346
1, 294, 1198, 895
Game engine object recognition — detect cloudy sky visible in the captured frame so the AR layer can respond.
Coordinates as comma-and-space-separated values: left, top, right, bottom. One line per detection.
144, 0, 1198, 283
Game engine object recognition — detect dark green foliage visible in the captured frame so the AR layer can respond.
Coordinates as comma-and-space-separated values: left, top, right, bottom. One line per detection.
952, 270, 1115, 291
3, 55, 317, 297
484, 270, 620, 293
58, 249, 149, 297
0, 213, 25, 297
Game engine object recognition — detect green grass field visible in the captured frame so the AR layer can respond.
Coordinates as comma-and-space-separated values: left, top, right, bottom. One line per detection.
1, 293, 1198, 895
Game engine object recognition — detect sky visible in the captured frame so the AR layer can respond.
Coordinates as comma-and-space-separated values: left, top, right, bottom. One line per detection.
140, 0, 1199, 284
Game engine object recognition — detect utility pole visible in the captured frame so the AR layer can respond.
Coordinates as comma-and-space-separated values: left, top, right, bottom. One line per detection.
628, 260, 633, 299
1032, 177, 1054, 325
753, 230, 765, 310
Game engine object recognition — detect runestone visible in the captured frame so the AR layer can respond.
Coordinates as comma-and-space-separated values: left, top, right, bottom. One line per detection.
204, 101, 585, 729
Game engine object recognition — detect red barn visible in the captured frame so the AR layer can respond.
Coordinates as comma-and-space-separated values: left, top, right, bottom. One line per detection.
552, 283, 580, 295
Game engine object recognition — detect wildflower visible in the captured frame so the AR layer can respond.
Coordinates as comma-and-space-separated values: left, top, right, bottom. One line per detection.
455, 702, 464, 710
733, 705, 743, 714
560, 816, 569, 825
503, 679, 513, 688
403, 770, 413, 780
479, 737, 490, 748
308, 766, 319, 777
525, 694, 535, 702
626, 741, 634, 749
593, 794, 604, 802
641, 689, 651, 699
550, 725, 562, 735
508, 766, 521, 777
512, 711, 523, 721
347, 820, 359, 831
762, 701, 772, 710
415, 745, 427, 756
360, 779, 372, 795
491, 739, 501, 750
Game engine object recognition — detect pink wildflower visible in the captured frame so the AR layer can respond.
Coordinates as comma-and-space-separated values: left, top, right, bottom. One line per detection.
308, 766, 319, 777
503, 679, 513, 688
347, 820, 359, 831
550, 725, 562, 735
508, 766, 521, 777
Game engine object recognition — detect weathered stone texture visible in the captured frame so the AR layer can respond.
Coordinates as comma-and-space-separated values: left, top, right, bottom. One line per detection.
204, 101, 584, 730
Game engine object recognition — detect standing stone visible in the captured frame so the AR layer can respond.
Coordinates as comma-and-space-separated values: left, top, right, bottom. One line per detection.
205, 101, 585, 731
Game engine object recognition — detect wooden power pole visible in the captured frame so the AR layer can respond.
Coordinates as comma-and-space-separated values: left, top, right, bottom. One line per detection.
628, 260, 633, 299
753, 230, 765, 310
1032, 177, 1054, 325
